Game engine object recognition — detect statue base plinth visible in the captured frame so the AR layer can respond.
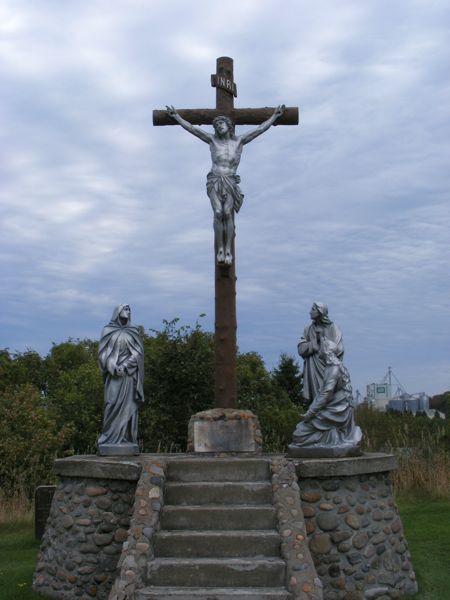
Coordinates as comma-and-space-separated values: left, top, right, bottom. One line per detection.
98, 443, 139, 456
287, 443, 362, 458
187, 408, 262, 453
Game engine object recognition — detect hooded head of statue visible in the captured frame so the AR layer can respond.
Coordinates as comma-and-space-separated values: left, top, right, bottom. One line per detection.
110, 304, 131, 327
311, 302, 332, 325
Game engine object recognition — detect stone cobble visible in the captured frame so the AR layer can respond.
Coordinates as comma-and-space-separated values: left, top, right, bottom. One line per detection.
33, 476, 137, 599
270, 457, 323, 600
108, 458, 166, 600
298, 473, 418, 599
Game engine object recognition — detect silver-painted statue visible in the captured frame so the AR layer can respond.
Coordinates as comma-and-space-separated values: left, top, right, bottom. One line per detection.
298, 302, 343, 405
289, 338, 362, 458
166, 104, 286, 265
97, 304, 144, 456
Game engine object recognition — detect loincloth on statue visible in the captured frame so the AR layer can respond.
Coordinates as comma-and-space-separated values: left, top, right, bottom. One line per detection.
206, 172, 244, 213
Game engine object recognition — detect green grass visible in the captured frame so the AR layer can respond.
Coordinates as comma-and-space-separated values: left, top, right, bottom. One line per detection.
0, 522, 41, 600
397, 494, 450, 600
0, 497, 449, 599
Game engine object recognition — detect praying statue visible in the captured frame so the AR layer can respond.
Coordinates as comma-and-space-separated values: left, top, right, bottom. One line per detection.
288, 338, 362, 458
166, 104, 286, 265
298, 302, 343, 405
97, 304, 144, 455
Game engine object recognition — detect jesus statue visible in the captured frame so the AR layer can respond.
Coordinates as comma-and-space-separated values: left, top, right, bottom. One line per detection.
166, 104, 286, 265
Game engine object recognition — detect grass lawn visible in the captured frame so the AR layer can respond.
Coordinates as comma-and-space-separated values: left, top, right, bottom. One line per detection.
0, 522, 41, 600
397, 494, 450, 600
0, 496, 448, 599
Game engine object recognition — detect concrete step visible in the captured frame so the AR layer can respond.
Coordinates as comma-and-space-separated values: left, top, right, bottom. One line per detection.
147, 557, 286, 588
154, 530, 280, 558
137, 586, 291, 600
160, 505, 277, 531
166, 458, 270, 482
164, 481, 272, 506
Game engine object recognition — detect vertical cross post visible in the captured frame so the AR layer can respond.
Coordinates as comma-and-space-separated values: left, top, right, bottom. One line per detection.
213, 57, 237, 408
153, 57, 299, 414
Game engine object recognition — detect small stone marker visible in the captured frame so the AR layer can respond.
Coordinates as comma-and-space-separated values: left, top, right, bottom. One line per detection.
34, 485, 56, 540
187, 408, 262, 453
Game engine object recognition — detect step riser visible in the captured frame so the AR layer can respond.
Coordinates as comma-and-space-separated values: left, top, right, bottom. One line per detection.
154, 533, 280, 557
164, 483, 272, 506
161, 508, 277, 530
147, 562, 286, 587
167, 460, 270, 482
137, 589, 290, 600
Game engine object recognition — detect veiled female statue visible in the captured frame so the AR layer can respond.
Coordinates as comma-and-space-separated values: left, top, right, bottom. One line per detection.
97, 304, 144, 455
298, 302, 343, 404
289, 338, 362, 458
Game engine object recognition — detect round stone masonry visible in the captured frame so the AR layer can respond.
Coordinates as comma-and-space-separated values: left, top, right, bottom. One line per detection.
33, 456, 142, 600
293, 453, 418, 600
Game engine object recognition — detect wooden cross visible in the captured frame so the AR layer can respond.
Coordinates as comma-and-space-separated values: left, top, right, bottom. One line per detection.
153, 57, 299, 410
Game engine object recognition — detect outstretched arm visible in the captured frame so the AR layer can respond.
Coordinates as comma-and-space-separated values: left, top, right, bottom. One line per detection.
240, 105, 286, 145
166, 105, 211, 143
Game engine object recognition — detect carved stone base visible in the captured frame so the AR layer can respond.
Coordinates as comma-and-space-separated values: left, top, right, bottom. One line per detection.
187, 408, 263, 453
98, 442, 139, 456
287, 443, 362, 458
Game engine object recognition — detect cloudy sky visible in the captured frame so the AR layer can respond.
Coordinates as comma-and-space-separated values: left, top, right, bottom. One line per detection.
1, 0, 449, 397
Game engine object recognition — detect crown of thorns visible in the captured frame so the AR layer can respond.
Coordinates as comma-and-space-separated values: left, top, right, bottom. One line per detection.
212, 115, 234, 131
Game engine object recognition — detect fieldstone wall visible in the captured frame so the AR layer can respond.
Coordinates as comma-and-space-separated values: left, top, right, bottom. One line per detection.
270, 457, 323, 600
33, 476, 137, 599
33, 453, 418, 600
109, 458, 166, 600
296, 459, 418, 600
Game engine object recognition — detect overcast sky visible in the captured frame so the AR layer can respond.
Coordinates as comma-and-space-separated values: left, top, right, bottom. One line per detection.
1, 0, 449, 397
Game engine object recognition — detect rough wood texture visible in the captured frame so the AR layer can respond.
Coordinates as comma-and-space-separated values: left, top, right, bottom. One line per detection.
215, 243, 237, 408
213, 58, 238, 409
153, 107, 299, 126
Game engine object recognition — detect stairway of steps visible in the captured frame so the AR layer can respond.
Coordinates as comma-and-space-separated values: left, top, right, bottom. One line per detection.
137, 458, 291, 600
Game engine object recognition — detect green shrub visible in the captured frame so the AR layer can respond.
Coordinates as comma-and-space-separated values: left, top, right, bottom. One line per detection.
238, 352, 302, 451
140, 319, 215, 452
0, 385, 71, 499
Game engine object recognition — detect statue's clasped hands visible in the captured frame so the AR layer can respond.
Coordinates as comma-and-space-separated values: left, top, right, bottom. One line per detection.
116, 365, 126, 377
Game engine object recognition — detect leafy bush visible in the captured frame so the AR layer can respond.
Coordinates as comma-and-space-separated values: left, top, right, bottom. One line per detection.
238, 352, 302, 451
0, 385, 71, 499
271, 353, 303, 406
140, 319, 215, 452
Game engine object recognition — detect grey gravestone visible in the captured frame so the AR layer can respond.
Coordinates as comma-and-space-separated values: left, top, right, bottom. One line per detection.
34, 485, 56, 540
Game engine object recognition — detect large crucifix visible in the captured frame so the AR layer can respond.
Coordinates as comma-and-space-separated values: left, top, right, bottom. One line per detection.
153, 57, 298, 410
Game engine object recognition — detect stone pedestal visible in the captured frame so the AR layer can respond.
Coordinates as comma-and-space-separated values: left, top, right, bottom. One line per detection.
98, 442, 139, 456
288, 444, 362, 459
294, 453, 418, 599
33, 453, 417, 600
187, 408, 262, 453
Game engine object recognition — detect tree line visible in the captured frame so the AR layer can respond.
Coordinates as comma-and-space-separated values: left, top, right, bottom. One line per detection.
0, 318, 303, 499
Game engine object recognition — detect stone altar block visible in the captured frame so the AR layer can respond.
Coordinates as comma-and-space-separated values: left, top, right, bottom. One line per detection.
187, 408, 263, 453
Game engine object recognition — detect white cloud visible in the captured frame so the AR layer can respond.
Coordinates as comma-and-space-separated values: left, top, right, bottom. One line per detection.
0, 0, 449, 395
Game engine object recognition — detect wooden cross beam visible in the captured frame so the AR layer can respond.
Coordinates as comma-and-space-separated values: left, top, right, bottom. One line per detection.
153, 56, 299, 126
153, 57, 299, 410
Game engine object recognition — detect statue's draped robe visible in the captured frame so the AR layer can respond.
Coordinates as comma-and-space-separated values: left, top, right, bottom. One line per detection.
298, 322, 343, 402
98, 317, 144, 446
292, 363, 362, 449
206, 172, 244, 212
